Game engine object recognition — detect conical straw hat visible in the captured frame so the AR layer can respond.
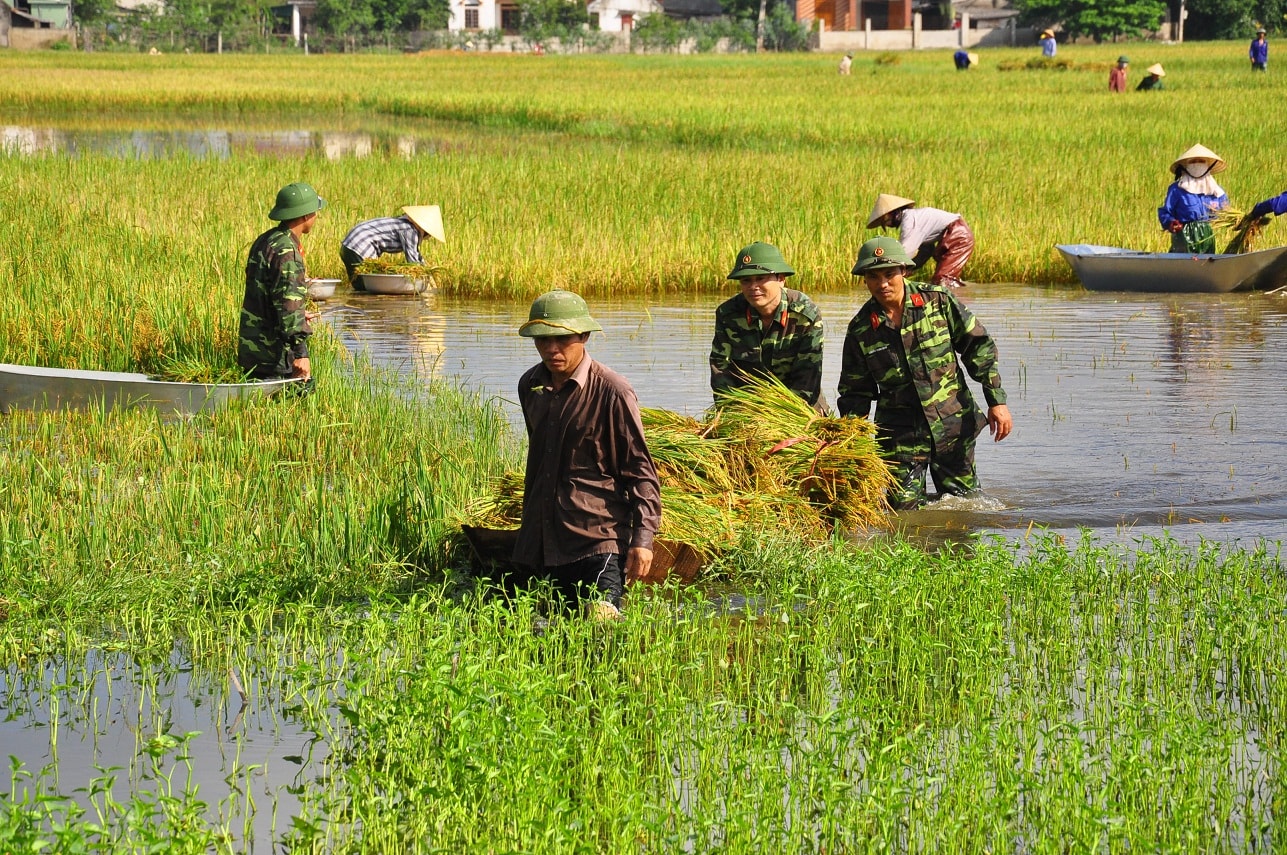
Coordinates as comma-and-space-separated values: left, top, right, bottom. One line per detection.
867, 194, 915, 228
967, 52, 979, 66
1171, 143, 1226, 174
1147, 63, 1166, 77
402, 205, 445, 243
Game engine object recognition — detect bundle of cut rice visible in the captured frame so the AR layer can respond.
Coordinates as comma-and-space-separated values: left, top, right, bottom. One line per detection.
1212, 206, 1269, 254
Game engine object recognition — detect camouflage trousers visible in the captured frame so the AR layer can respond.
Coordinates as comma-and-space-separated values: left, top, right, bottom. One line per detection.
878, 421, 980, 510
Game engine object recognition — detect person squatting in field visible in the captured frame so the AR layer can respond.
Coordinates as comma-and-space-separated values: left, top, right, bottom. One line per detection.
837, 237, 1012, 510
867, 193, 975, 289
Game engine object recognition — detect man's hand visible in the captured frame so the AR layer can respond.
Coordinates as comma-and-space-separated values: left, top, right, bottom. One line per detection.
291, 357, 311, 380
987, 404, 1012, 442
624, 546, 654, 583
1168, 220, 1184, 233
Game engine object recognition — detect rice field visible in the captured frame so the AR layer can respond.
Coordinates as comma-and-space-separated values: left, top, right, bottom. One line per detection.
1, 44, 1285, 851
2, 42, 1285, 301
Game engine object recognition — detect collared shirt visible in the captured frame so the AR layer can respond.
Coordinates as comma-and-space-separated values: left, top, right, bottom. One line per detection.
1251, 38, 1268, 63
239, 225, 311, 377
513, 354, 661, 569
340, 216, 424, 264
837, 281, 1006, 454
709, 288, 824, 406
898, 207, 962, 257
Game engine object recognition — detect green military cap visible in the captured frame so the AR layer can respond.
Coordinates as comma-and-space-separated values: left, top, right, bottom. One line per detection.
1117, 55, 1129, 64
727, 242, 795, 280
851, 236, 916, 274
519, 289, 604, 337
269, 182, 327, 221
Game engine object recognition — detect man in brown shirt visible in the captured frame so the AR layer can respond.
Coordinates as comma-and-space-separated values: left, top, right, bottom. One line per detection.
512, 290, 662, 613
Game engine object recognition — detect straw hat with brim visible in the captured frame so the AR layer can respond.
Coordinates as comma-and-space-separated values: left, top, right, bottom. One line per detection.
269, 182, 326, 221
1171, 143, 1227, 174
518, 289, 603, 337
867, 194, 916, 229
1040, 30, 1053, 38
402, 205, 446, 243
1147, 63, 1166, 77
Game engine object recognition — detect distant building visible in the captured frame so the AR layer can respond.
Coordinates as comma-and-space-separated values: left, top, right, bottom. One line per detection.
2, 0, 74, 48
587, 0, 663, 33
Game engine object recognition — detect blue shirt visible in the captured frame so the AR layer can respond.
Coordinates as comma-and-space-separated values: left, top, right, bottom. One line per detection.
1251, 38, 1268, 64
1157, 183, 1228, 230
1251, 191, 1287, 220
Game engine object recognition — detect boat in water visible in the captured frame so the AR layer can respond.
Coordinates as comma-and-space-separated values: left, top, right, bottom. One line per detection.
0, 363, 300, 415
1055, 243, 1287, 293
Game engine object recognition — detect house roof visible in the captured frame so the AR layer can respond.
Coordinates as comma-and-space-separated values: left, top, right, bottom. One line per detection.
659, 0, 722, 17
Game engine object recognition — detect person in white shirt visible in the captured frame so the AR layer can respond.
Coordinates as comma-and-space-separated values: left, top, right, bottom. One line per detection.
866, 194, 975, 289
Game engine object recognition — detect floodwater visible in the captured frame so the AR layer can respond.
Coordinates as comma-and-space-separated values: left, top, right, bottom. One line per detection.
0, 124, 449, 159
5, 283, 1284, 849
324, 283, 1287, 551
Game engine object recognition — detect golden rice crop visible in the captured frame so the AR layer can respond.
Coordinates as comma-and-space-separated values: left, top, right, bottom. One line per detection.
1212, 207, 1269, 255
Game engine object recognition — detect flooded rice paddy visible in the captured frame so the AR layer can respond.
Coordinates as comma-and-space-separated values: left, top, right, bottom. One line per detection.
327, 283, 1287, 550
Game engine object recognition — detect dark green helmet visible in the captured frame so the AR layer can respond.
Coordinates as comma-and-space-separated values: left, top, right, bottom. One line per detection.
268, 182, 326, 221
851, 236, 915, 274
727, 242, 795, 280
519, 289, 603, 337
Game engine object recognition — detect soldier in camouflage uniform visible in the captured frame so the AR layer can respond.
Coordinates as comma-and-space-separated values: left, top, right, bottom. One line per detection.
838, 236, 1012, 509
239, 182, 325, 385
710, 242, 825, 409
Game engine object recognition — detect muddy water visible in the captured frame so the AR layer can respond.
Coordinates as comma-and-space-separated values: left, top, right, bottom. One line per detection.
326, 283, 1287, 549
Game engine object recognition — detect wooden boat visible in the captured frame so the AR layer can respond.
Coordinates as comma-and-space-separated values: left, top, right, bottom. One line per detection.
0, 363, 300, 415
460, 525, 703, 586
1056, 243, 1287, 294
355, 273, 429, 295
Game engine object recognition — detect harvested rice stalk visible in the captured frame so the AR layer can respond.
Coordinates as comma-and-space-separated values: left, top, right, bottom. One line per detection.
1212, 206, 1268, 254
355, 258, 442, 280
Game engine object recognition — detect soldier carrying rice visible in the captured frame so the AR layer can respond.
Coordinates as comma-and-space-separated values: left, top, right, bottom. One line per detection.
710, 242, 826, 412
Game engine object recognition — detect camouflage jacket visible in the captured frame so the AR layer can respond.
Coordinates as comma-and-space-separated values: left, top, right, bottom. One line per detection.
238, 225, 312, 378
837, 281, 1006, 452
709, 288, 824, 406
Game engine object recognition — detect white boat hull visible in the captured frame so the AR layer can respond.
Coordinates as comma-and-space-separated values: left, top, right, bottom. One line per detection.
0, 364, 299, 415
1056, 244, 1287, 293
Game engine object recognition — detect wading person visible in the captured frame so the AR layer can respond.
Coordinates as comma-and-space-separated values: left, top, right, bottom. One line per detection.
867, 194, 975, 289
1137, 63, 1166, 90
710, 242, 825, 411
838, 237, 1012, 510
1250, 28, 1268, 72
513, 289, 662, 618
339, 205, 444, 289
1109, 55, 1129, 92
1158, 144, 1228, 253
239, 181, 324, 387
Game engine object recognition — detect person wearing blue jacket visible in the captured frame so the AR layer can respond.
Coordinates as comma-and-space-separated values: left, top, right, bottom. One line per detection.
1247, 190, 1287, 221
1250, 29, 1268, 71
1158, 144, 1229, 253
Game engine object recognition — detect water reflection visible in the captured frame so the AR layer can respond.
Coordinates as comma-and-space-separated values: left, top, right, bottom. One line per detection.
0, 125, 446, 160
325, 284, 1287, 550
0, 644, 326, 851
